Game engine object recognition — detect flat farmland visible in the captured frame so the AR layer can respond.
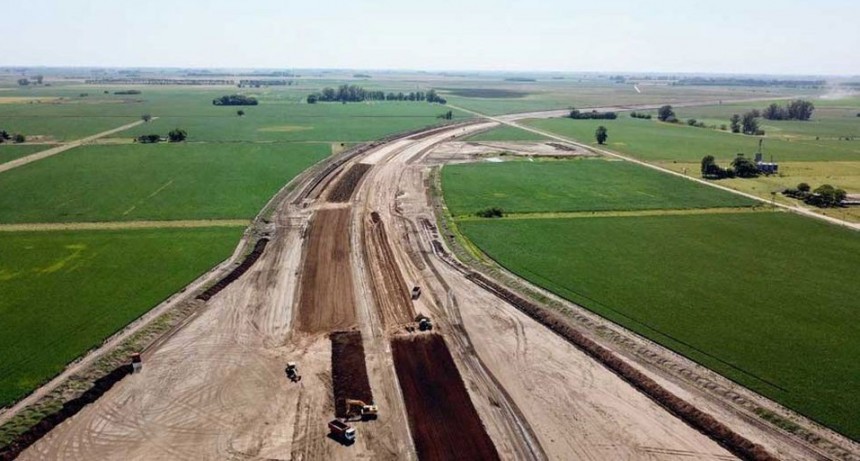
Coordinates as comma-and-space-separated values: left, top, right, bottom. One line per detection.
526, 116, 860, 163
442, 159, 755, 216
458, 212, 860, 440
0, 142, 329, 223
0, 226, 244, 407
0, 145, 53, 164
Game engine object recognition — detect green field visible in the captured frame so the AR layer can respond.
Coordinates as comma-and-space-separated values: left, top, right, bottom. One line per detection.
442, 159, 756, 216
458, 212, 860, 440
526, 116, 860, 163
0, 145, 52, 164
464, 125, 549, 142
0, 226, 244, 406
0, 142, 329, 223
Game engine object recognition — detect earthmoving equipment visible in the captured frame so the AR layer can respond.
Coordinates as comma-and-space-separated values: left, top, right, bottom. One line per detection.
286, 362, 301, 382
131, 353, 142, 373
328, 419, 356, 443
344, 399, 379, 420
415, 314, 433, 331
411, 286, 422, 300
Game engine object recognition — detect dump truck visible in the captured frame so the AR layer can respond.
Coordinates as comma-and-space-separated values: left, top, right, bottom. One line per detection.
411, 286, 421, 300
415, 314, 433, 331
328, 419, 356, 443
286, 362, 301, 382
344, 399, 378, 420
131, 353, 142, 373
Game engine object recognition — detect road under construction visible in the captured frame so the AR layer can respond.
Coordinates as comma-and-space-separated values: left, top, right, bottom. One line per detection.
14, 110, 853, 461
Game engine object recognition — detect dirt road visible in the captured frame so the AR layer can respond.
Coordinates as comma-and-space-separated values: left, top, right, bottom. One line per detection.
0, 118, 154, 175
19, 118, 853, 460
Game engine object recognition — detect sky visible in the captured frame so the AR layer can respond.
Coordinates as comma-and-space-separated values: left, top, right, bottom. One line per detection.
3, 0, 859, 75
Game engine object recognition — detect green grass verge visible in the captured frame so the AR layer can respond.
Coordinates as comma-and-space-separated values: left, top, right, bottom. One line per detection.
526, 117, 860, 162
0, 226, 245, 407
458, 212, 860, 440
0, 142, 329, 223
442, 159, 756, 216
0, 145, 53, 164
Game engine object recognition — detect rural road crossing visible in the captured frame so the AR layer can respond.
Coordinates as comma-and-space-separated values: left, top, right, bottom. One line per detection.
0, 117, 156, 175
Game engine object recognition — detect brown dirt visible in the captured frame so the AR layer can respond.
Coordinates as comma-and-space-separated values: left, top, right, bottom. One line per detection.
330, 331, 374, 418
197, 237, 269, 301
296, 209, 357, 333
327, 163, 372, 202
362, 212, 415, 328
391, 334, 500, 461
465, 271, 777, 461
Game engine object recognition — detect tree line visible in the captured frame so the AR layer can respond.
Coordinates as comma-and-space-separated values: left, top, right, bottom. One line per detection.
213, 94, 258, 106
135, 128, 187, 144
783, 182, 846, 208
306, 85, 447, 104
700, 154, 761, 179
569, 108, 617, 120
761, 100, 815, 121
0, 130, 25, 143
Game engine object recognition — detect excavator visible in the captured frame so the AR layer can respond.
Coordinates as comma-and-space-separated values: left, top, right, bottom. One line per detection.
344, 399, 378, 420
286, 362, 302, 382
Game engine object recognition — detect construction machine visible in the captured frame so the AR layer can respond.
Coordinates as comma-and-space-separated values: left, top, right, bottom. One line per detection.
286, 362, 301, 382
411, 286, 421, 300
328, 419, 356, 443
344, 399, 379, 420
415, 314, 433, 331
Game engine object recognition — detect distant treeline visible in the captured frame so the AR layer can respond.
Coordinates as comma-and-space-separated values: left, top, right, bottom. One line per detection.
213, 94, 259, 106
630, 111, 652, 119
674, 77, 825, 88
186, 71, 297, 78
307, 85, 447, 104
504, 77, 536, 82
85, 78, 235, 85
569, 108, 617, 120
113, 90, 141, 95
238, 79, 292, 87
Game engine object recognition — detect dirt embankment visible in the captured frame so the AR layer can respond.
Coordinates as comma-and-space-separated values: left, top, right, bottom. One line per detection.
296, 209, 357, 333
0, 365, 133, 461
197, 237, 269, 301
327, 163, 372, 203
465, 271, 778, 461
363, 212, 416, 327
391, 333, 500, 461
330, 331, 374, 418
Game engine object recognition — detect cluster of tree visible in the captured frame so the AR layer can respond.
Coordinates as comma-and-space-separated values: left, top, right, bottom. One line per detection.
85, 78, 235, 85
657, 105, 677, 123
213, 94, 258, 106
0, 130, 25, 143
504, 77, 536, 82
629, 111, 652, 119
700, 154, 760, 179
729, 112, 765, 135
674, 77, 825, 88
476, 207, 505, 218
569, 108, 617, 120
353, 73, 371, 78
687, 118, 707, 128
595, 126, 608, 144
782, 182, 846, 207
437, 110, 454, 120
114, 90, 142, 95
238, 79, 291, 87
135, 129, 187, 143
761, 100, 815, 121
307, 85, 446, 104
16, 75, 43, 86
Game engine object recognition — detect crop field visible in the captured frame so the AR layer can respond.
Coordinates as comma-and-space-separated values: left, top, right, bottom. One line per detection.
0, 145, 53, 164
457, 212, 860, 440
0, 226, 244, 407
526, 116, 860, 163
0, 142, 329, 223
442, 159, 756, 216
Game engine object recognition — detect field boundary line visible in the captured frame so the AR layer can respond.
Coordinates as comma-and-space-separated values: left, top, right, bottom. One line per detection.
455, 206, 771, 221
0, 219, 249, 232
0, 117, 156, 175
449, 104, 860, 231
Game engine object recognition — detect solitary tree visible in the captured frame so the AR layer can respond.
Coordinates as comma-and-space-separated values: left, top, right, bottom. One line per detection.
731, 154, 759, 178
13, 133, 26, 143
787, 99, 815, 121
17, 78, 29, 86
729, 114, 741, 133
306, 94, 318, 104
33, 75, 44, 84
595, 126, 608, 144
741, 111, 759, 135
0, 130, 10, 142
167, 128, 187, 142
797, 182, 811, 193
701, 155, 717, 175
657, 105, 675, 122
141, 114, 152, 123
237, 110, 245, 116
